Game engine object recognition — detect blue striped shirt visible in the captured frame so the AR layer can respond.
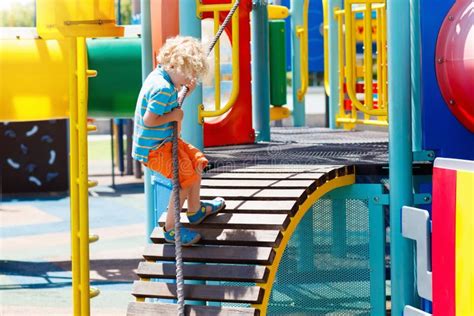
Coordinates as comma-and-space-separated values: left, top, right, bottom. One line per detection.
132, 66, 178, 163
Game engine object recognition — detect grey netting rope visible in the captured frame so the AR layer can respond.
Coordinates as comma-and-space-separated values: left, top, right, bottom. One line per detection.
171, 1, 240, 315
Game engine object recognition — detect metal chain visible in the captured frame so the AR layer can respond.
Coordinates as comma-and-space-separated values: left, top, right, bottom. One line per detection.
171, 1, 240, 315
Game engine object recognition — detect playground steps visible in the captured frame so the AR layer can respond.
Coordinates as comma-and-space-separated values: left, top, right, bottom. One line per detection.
127, 164, 355, 316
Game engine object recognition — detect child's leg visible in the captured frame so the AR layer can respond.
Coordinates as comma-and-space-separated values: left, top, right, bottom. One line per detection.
165, 185, 191, 231
187, 173, 203, 214
187, 173, 216, 215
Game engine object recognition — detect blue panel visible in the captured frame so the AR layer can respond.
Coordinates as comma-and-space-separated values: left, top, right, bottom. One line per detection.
282, 0, 324, 72
420, 0, 474, 160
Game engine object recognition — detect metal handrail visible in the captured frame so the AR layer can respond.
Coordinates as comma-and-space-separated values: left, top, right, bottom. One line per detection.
336, 0, 387, 117
196, 0, 240, 122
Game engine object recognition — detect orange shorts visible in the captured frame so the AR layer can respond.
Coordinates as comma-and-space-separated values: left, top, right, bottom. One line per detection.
145, 139, 208, 189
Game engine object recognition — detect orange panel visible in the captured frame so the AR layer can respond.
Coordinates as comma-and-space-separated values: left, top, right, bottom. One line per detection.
150, 0, 180, 68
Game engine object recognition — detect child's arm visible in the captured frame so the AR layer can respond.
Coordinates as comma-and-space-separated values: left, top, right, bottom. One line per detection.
143, 107, 183, 127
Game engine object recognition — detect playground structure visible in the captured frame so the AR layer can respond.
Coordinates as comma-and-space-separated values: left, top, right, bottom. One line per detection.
1, 0, 473, 316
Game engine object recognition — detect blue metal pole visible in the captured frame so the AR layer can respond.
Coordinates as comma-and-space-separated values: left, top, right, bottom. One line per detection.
290, 0, 305, 126
140, 0, 157, 242
328, 0, 342, 129
251, 0, 271, 142
331, 199, 347, 257
387, 1, 416, 315
179, 0, 206, 306
410, 0, 422, 152
180, 0, 204, 150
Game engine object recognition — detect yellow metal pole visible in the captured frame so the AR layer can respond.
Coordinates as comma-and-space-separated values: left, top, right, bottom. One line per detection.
363, 3, 374, 111
376, 7, 383, 110
296, 0, 309, 102
68, 36, 81, 316
322, 0, 330, 96
336, 13, 346, 124
76, 36, 92, 315
381, 4, 387, 111
213, 11, 221, 111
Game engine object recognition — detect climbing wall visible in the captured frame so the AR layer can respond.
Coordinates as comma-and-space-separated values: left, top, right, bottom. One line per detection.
1, 120, 68, 194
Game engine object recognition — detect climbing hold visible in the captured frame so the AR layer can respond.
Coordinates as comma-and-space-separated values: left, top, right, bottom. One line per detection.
28, 176, 42, 186
41, 135, 53, 143
46, 172, 59, 182
26, 125, 39, 137
7, 158, 20, 169
49, 150, 56, 165
26, 163, 36, 173
20, 144, 28, 155
4, 129, 16, 138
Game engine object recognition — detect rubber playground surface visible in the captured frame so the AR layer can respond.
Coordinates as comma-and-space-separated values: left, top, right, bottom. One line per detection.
1, 167, 146, 315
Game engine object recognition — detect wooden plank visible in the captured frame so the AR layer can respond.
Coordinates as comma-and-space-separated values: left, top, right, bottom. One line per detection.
200, 188, 304, 201
158, 212, 290, 230
204, 172, 328, 181
203, 172, 298, 179
270, 179, 316, 188
151, 227, 282, 247
136, 262, 268, 283
182, 199, 298, 215
131, 281, 264, 304
201, 179, 316, 190
207, 166, 328, 174
127, 302, 259, 316
201, 179, 277, 188
143, 244, 275, 265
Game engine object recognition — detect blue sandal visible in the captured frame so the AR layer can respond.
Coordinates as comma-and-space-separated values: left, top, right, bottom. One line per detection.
164, 227, 201, 246
187, 197, 226, 225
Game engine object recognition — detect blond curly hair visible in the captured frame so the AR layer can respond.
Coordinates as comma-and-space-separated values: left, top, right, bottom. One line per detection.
157, 36, 209, 81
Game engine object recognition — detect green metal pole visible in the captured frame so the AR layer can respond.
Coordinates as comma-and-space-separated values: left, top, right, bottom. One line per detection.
410, 0, 422, 152
328, 0, 342, 129
179, 0, 204, 150
290, 0, 305, 126
387, 1, 416, 315
140, 0, 156, 242
251, 0, 271, 142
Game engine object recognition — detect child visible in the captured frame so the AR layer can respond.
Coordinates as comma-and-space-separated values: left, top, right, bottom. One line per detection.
132, 36, 225, 246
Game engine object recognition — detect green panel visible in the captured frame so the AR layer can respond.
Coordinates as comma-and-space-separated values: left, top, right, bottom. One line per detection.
269, 20, 287, 107
87, 38, 142, 118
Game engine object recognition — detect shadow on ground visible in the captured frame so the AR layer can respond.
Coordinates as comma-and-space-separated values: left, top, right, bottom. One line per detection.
0, 258, 141, 290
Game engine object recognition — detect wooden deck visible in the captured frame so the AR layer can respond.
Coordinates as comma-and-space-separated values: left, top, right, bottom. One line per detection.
127, 164, 355, 316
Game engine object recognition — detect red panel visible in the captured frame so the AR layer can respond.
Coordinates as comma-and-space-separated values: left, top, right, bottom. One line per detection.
435, 0, 474, 133
203, 0, 255, 147
432, 167, 457, 316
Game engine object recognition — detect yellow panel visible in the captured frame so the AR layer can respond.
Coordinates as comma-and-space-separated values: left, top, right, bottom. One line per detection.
0, 38, 70, 122
36, 0, 123, 39
456, 170, 474, 315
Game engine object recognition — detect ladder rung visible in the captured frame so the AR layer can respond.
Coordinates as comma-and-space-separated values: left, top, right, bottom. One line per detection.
86, 69, 98, 78
88, 180, 98, 188
90, 287, 100, 298
89, 234, 99, 243
87, 125, 97, 132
